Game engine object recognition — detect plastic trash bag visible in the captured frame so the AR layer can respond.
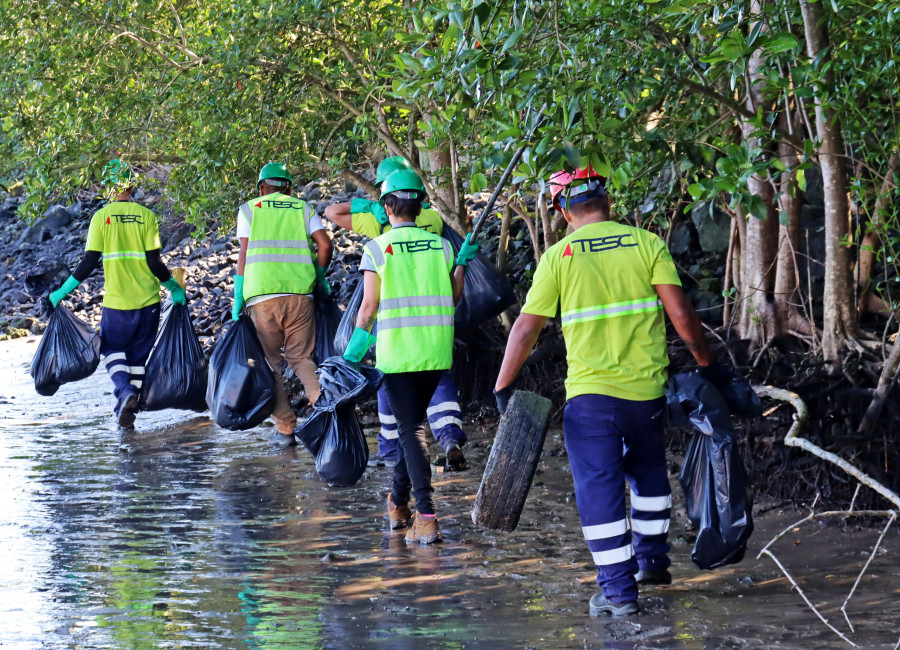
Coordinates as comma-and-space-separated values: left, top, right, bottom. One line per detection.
206, 316, 276, 430
31, 303, 101, 396
140, 303, 208, 412
666, 371, 754, 570
313, 284, 343, 363
295, 356, 383, 486
442, 225, 517, 334
332, 275, 377, 356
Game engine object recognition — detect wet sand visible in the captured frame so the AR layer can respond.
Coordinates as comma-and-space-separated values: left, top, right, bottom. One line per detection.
2, 336, 899, 649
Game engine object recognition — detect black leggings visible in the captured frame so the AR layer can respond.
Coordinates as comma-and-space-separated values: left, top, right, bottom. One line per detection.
381, 370, 443, 515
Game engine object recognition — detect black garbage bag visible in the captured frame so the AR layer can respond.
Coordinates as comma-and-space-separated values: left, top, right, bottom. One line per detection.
31, 303, 101, 396
332, 275, 377, 357
666, 371, 754, 570
314, 284, 343, 363
206, 316, 276, 430
442, 225, 517, 334
295, 356, 383, 486
140, 303, 208, 412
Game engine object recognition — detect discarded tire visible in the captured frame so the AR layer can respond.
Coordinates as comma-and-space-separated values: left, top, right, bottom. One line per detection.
472, 390, 552, 532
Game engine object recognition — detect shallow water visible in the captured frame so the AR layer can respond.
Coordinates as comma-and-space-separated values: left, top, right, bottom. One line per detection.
2, 336, 899, 649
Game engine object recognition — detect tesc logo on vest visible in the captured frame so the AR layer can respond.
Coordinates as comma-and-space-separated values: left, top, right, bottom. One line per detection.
254, 199, 303, 210
562, 234, 637, 257
106, 214, 145, 225
385, 240, 443, 255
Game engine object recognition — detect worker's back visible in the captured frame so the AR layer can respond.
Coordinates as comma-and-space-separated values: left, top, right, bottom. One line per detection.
522, 220, 682, 401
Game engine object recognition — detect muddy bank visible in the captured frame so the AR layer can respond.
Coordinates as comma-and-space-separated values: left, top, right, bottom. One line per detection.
2, 336, 899, 649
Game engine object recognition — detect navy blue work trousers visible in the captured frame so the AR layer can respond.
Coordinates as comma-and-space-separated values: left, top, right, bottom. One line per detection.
99, 303, 160, 407
564, 393, 672, 603
377, 369, 465, 460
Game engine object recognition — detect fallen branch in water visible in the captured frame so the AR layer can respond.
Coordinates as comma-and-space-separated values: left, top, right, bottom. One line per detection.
753, 385, 900, 646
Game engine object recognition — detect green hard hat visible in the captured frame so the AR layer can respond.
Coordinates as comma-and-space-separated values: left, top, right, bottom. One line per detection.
102, 159, 133, 187
375, 156, 413, 185
258, 162, 291, 186
379, 169, 426, 204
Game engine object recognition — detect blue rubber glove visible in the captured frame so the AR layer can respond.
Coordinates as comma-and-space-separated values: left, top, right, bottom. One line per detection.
315, 265, 331, 295
455, 233, 480, 267
343, 327, 376, 363
232, 275, 245, 321
162, 278, 186, 306
48, 275, 81, 308
350, 197, 389, 225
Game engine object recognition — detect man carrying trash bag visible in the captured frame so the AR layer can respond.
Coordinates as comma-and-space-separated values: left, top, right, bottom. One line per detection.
46, 159, 186, 429
232, 162, 333, 446
494, 166, 727, 617
325, 156, 468, 471
342, 169, 476, 543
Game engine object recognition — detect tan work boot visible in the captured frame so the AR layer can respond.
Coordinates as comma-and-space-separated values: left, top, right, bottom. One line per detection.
386, 495, 412, 530
405, 514, 442, 544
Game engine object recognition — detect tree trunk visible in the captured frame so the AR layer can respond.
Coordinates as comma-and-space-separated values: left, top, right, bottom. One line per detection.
773, 117, 808, 335
426, 146, 466, 233
800, 0, 858, 360
737, 21, 780, 345
856, 151, 900, 314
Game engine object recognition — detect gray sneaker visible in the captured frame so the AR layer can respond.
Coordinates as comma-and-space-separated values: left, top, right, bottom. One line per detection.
117, 393, 139, 430
444, 444, 466, 471
589, 593, 639, 617
269, 431, 297, 447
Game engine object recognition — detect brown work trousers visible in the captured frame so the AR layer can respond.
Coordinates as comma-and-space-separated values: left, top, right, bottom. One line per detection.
248, 294, 320, 434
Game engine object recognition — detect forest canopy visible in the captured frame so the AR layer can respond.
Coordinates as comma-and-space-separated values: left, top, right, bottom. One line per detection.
2, 0, 899, 362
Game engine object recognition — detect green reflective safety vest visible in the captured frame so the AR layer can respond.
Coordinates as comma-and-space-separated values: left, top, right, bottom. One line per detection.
241, 192, 317, 299
362, 224, 455, 373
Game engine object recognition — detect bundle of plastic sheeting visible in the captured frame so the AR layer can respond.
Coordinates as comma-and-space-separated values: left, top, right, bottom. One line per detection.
666, 371, 755, 570
442, 225, 517, 334
313, 284, 343, 363
31, 303, 100, 396
295, 356, 383, 486
140, 303, 208, 412
206, 316, 275, 430
332, 275, 376, 357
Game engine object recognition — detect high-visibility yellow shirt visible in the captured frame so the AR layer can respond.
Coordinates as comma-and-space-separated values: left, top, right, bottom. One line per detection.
521, 220, 681, 401
86, 202, 161, 310
351, 208, 444, 239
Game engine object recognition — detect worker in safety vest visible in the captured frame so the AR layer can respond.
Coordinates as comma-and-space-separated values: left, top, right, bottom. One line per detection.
494, 166, 718, 616
342, 169, 479, 543
47, 160, 186, 429
325, 156, 468, 471
232, 162, 333, 445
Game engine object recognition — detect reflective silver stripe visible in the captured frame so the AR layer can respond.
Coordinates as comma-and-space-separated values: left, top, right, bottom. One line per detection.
377, 314, 454, 331
106, 363, 128, 376
129, 379, 143, 388
128, 366, 145, 375
239, 202, 253, 227
561, 298, 661, 325
582, 519, 629, 541
426, 401, 460, 415
245, 253, 312, 264
104, 352, 127, 363
304, 202, 314, 231
591, 545, 635, 566
443, 239, 453, 265
247, 239, 310, 250
379, 413, 397, 425
630, 492, 672, 512
103, 251, 145, 261
631, 518, 670, 536
365, 241, 385, 268
380, 429, 399, 440
430, 415, 462, 430
380, 295, 454, 311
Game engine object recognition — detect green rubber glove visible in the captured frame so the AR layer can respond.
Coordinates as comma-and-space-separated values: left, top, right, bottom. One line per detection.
343, 327, 376, 363
455, 233, 480, 267
315, 265, 331, 295
49, 275, 80, 308
162, 277, 186, 306
350, 197, 389, 225
232, 274, 245, 321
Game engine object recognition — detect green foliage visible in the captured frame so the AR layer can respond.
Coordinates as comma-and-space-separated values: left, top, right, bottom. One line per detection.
0, 0, 897, 244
